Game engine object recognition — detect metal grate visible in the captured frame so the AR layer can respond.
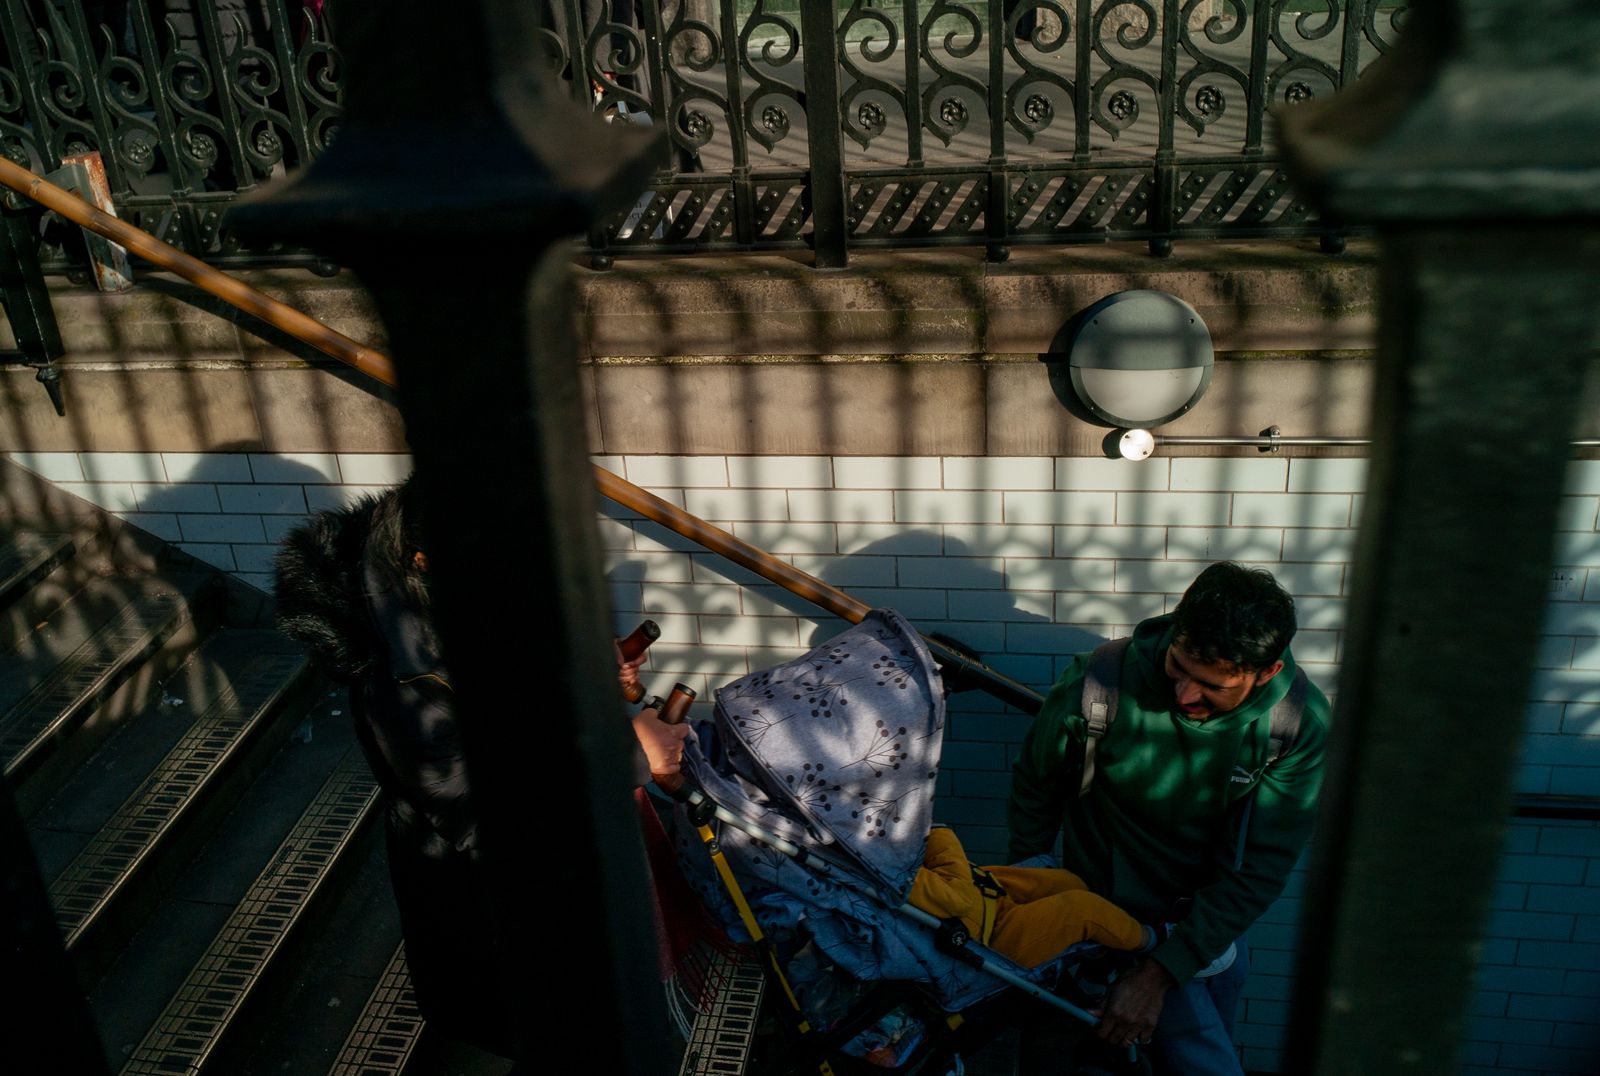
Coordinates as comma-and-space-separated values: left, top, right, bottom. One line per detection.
0, 531, 72, 603
329, 944, 424, 1076
50, 650, 307, 946
678, 950, 766, 1076
121, 751, 380, 1076
0, 591, 187, 780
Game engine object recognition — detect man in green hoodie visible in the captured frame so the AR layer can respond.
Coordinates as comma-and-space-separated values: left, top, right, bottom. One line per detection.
1009, 562, 1329, 1075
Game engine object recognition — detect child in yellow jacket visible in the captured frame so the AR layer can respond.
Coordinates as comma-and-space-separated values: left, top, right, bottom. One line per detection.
908, 826, 1151, 968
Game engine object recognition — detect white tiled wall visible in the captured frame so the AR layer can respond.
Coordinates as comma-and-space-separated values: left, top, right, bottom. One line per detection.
10, 449, 1600, 1073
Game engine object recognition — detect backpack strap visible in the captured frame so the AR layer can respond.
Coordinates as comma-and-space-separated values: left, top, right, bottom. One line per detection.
1078, 637, 1132, 796
1267, 668, 1309, 767
1233, 667, 1310, 870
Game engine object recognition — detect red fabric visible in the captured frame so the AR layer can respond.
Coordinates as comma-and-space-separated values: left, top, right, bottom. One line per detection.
634, 788, 740, 994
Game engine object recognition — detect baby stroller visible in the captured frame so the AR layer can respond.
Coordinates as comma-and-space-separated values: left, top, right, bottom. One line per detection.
651, 609, 1151, 1075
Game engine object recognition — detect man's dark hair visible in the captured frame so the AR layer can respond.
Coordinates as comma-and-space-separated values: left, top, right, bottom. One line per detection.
1170, 562, 1297, 671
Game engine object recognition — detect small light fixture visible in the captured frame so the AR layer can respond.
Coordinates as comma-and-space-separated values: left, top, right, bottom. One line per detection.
1064, 290, 1214, 428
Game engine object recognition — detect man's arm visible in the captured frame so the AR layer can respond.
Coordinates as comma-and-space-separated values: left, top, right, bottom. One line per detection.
1007, 660, 1087, 864
1148, 713, 1328, 985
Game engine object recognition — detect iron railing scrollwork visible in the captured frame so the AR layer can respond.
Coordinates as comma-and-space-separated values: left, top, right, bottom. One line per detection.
2, 1, 1407, 270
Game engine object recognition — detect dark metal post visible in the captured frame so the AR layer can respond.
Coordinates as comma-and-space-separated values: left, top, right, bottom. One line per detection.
1277, 1, 1600, 1070
799, 0, 848, 267
0, 204, 65, 365
229, 2, 669, 1072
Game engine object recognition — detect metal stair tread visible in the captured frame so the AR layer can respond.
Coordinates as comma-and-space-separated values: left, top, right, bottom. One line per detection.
45, 629, 310, 947
328, 945, 423, 1076
0, 528, 74, 608
0, 579, 204, 784
120, 748, 380, 1076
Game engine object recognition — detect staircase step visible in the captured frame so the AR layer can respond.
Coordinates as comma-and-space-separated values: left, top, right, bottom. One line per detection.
0, 529, 75, 610
40, 630, 312, 976
0, 576, 217, 812
120, 748, 380, 1076
329, 945, 424, 1076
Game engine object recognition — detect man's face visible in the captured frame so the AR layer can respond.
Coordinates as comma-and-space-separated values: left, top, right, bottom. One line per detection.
1162, 639, 1282, 719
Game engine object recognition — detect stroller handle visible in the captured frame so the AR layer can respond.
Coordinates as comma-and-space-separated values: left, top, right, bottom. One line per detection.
616, 619, 661, 702
651, 683, 697, 794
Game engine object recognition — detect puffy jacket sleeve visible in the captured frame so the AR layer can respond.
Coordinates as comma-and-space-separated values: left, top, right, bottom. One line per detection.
1008, 658, 1088, 865
1149, 707, 1328, 985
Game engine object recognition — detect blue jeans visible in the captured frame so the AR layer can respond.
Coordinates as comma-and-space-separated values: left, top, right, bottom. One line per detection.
1147, 937, 1249, 1076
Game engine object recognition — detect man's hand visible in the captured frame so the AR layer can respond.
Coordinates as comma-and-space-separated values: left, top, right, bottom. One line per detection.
1094, 958, 1175, 1048
632, 707, 691, 775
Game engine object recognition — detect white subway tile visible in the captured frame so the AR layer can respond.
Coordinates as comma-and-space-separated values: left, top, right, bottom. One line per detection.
838, 522, 943, 555
683, 488, 787, 521
162, 452, 252, 483
1006, 557, 1118, 593
789, 554, 897, 587
58, 482, 140, 511
1280, 528, 1359, 563
790, 489, 895, 522
246, 452, 340, 484
1559, 497, 1599, 532
1291, 629, 1340, 664
235, 573, 276, 594
1554, 531, 1600, 566
727, 456, 833, 488
1054, 591, 1168, 629
7, 452, 83, 482
605, 551, 695, 583
596, 517, 636, 550
640, 582, 742, 617
1536, 635, 1576, 669
1585, 572, 1600, 603
833, 456, 942, 489
335, 454, 412, 485
178, 514, 267, 543
592, 455, 624, 474
899, 556, 1005, 590
1167, 527, 1284, 561
1232, 493, 1353, 528
1564, 460, 1600, 496
231, 544, 281, 573
943, 457, 1053, 490
1116, 491, 1231, 526
739, 585, 822, 618
1053, 525, 1167, 559
731, 521, 837, 555
121, 513, 182, 541
1056, 458, 1169, 491
895, 490, 1004, 524
603, 487, 687, 517
306, 485, 388, 512
1170, 458, 1288, 493
625, 455, 729, 488
217, 484, 308, 514
1288, 458, 1370, 493
81, 452, 166, 483
1005, 491, 1116, 526
628, 519, 716, 554
946, 590, 1054, 622
133, 483, 221, 513
177, 542, 236, 571
262, 515, 314, 542
1551, 568, 1586, 602
943, 523, 1053, 558
698, 615, 800, 648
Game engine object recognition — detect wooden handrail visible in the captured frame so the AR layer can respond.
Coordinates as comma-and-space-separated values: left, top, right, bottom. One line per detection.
0, 157, 1044, 714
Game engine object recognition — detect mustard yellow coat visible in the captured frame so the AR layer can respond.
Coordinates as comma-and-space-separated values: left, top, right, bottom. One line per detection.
907, 827, 1146, 968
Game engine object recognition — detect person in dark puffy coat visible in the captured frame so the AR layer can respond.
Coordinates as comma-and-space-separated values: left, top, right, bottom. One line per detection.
273, 478, 519, 1059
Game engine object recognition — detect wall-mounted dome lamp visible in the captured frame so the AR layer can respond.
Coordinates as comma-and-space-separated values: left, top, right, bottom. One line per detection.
1065, 290, 1214, 430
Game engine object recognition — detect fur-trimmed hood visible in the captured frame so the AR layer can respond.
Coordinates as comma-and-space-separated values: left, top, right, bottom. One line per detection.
274, 494, 384, 682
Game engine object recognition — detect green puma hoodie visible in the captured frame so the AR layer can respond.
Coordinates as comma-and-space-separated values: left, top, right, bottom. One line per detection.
1008, 614, 1329, 985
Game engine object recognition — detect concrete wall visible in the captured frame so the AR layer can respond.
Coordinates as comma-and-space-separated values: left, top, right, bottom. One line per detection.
7, 446, 1598, 1073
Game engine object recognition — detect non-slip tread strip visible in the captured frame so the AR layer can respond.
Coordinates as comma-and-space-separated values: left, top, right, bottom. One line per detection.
0, 590, 188, 776
0, 530, 72, 599
678, 951, 765, 1076
121, 752, 380, 1076
329, 944, 423, 1076
51, 648, 307, 944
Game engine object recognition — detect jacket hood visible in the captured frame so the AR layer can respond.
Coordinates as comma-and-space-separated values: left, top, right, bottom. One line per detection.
274, 494, 384, 682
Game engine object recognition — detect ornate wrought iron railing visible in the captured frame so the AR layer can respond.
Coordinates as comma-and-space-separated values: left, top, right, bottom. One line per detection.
1, 1, 1408, 270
